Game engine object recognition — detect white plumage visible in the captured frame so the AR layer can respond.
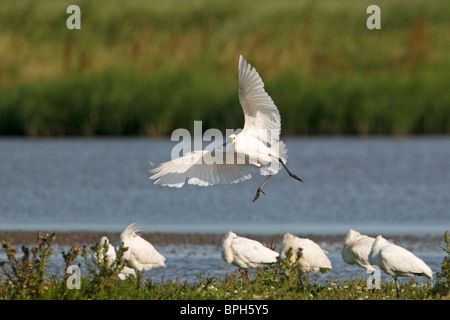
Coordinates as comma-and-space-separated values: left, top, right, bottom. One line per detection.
116, 223, 166, 272
221, 231, 279, 270
149, 55, 302, 202
368, 235, 433, 298
341, 229, 376, 273
280, 233, 332, 275
93, 236, 136, 280
117, 265, 137, 281
93, 236, 117, 267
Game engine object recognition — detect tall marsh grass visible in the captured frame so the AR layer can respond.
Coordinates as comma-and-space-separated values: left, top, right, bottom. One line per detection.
0, 0, 449, 136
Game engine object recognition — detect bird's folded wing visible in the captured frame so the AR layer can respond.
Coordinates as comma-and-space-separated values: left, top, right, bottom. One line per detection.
238, 55, 281, 143
133, 238, 166, 267
233, 238, 278, 264
381, 247, 432, 277
149, 150, 253, 187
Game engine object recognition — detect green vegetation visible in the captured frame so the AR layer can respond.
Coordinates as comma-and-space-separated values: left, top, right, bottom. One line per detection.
0, 0, 449, 136
435, 230, 450, 297
1, 231, 449, 300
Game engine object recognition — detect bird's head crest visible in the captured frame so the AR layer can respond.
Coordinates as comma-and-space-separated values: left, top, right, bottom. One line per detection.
123, 222, 140, 238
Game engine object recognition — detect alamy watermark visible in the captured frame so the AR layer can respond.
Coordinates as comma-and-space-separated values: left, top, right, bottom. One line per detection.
65, 4, 381, 32
61, 2, 384, 290
66, 5, 81, 30
65, 263, 383, 290
66, 265, 81, 289
366, 5, 381, 30
169, 121, 282, 174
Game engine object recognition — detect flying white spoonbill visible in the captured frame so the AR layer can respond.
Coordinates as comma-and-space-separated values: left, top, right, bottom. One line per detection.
149, 55, 303, 202
221, 231, 279, 276
368, 235, 433, 298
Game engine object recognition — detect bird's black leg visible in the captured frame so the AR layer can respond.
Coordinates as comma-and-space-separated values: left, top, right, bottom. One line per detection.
371, 274, 376, 294
252, 175, 272, 202
137, 270, 143, 290
395, 277, 401, 299
299, 274, 306, 291
238, 268, 250, 280
279, 158, 303, 182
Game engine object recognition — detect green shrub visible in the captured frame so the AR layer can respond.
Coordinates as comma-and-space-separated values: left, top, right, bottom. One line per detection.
435, 230, 450, 298
0, 232, 55, 298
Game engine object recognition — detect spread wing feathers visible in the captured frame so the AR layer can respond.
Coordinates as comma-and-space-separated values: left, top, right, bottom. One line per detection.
149, 150, 253, 187
238, 55, 281, 144
232, 238, 279, 268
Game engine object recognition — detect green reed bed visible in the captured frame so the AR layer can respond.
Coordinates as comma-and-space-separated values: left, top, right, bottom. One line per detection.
0, 0, 449, 136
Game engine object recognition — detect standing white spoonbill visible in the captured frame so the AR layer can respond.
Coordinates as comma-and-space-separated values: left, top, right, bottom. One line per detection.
116, 223, 166, 286
92, 236, 117, 267
149, 55, 303, 202
93, 236, 136, 280
341, 229, 376, 273
368, 235, 433, 298
280, 233, 332, 287
221, 231, 279, 276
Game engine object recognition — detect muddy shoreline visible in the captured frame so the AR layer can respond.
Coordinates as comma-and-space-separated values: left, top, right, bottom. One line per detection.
0, 231, 443, 251
0, 231, 321, 246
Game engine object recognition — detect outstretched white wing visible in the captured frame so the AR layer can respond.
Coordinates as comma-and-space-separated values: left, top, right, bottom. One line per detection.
238, 55, 281, 144
149, 56, 286, 188
149, 149, 253, 187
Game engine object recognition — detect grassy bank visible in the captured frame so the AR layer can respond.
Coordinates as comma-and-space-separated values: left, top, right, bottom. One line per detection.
12, 271, 438, 300
0, 0, 449, 136
1, 231, 450, 300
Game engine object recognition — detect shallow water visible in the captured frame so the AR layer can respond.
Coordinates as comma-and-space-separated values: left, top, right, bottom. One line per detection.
0, 242, 443, 285
145, 243, 443, 285
0, 137, 449, 235
0, 137, 449, 283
